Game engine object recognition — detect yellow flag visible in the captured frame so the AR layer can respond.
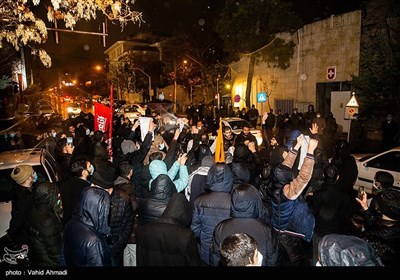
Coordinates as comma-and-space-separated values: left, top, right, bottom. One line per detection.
214, 118, 225, 163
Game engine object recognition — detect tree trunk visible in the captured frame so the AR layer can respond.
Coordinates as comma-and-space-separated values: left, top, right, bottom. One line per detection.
245, 54, 256, 108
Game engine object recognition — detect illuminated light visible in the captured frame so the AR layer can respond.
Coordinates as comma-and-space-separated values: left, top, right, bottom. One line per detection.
235, 84, 243, 95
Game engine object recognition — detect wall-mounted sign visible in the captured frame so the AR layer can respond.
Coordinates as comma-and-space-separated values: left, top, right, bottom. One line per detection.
327, 66, 336, 81
344, 92, 359, 120
257, 92, 267, 103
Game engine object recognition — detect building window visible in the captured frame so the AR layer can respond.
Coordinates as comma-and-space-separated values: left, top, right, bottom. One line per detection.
274, 100, 294, 115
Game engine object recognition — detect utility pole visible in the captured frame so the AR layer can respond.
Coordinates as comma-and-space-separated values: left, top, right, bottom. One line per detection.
173, 61, 177, 113
133, 68, 151, 103
216, 75, 220, 108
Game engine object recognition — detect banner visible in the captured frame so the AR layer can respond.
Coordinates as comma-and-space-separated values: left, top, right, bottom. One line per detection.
94, 102, 112, 135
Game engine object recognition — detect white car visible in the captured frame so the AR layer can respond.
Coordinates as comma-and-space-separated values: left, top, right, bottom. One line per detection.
221, 117, 263, 146
125, 104, 146, 116
37, 104, 55, 116
117, 104, 145, 122
67, 103, 82, 116
352, 146, 400, 194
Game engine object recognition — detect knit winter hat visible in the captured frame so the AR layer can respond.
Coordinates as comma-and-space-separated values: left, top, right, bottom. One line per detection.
11, 165, 33, 185
121, 139, 137, 155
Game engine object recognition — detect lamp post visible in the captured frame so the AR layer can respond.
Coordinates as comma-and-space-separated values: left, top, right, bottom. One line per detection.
185, 54, 206, 102
216, 76, 220, 108
133, 67, 151, 103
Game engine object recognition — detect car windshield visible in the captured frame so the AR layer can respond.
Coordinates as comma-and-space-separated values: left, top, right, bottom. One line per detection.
124, 107, 139, 113
227, 120, 253, 130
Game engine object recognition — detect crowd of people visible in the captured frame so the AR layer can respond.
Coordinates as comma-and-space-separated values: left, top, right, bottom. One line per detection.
0, 103, 399, 268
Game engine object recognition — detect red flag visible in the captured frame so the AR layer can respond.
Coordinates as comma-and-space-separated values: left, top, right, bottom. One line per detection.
94, 102, 111, 134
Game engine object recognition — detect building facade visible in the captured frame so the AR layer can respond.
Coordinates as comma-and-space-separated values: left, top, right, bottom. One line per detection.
229, 10, 361, 121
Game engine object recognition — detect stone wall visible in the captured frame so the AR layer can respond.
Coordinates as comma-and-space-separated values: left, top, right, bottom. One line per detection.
230, 10, 362, 115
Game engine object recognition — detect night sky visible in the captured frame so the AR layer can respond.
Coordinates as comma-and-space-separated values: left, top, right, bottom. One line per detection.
32, 0, 361, 88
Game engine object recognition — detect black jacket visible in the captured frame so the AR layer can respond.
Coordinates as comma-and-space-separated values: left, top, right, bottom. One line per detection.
210, 184, 278, 266
138, 174, 177, 225
137, 193, 201, 266
63, 187, 111, 266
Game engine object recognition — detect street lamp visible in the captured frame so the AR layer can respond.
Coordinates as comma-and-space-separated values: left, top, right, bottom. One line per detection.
173, 60, 186, 114
133, 67, 151, 103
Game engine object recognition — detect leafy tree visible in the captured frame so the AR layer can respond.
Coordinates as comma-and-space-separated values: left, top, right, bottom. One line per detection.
107, 51, 162, 101
0, 42, 19, 90
350, 1, 400, 116
0, 0, 143, 68
160, 34, 229, 103
215, 0, 301, 107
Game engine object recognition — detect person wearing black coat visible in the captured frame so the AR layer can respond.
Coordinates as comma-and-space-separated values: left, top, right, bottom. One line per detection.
191, 163, 233, 265
138, 174, 177, 226
210, 184, 278, 266
3, 165, 35, 249
331, 139, 358, 198
356, 188, 400, 267
62, 187, 112, 266
137, 193, 202, 266
27, 181, 63, 266
60, 159, 92, 227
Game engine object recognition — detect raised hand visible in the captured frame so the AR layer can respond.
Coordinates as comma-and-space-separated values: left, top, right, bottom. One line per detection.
309, 123, 318, 135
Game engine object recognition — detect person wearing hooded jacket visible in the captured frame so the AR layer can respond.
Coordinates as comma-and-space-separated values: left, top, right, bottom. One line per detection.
148, 154, 189, 193
27, 181, 63, 266
137, 193, 201, 266
191, 163, 233, 265
62, 186, 112, 266
140, 151, 187, 225
210, 184, 278, 266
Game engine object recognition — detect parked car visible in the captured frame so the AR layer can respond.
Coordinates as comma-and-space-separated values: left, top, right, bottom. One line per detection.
37, 104, 55, 116
66, 102, 82, 117
352, 146, 400, 194
221, 117, 263, 146
0, 148, 58, 237
125, 104, 146, 116
117, 104, 145, 122
14, 103, 33, 119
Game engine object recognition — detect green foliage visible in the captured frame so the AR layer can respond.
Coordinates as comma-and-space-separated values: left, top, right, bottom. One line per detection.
0, 42, 19, 89
0, 76, 12, 90
215, 0, 301, 107
258, 38, 296, 70
350, 4, 400, 116
215, 0, 301, 63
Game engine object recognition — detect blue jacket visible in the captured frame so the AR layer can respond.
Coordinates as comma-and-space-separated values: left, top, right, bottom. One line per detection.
270, 149, 315, 242
149, 160, 189, 193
